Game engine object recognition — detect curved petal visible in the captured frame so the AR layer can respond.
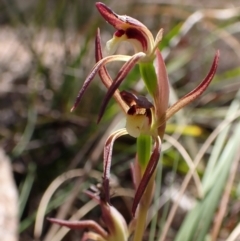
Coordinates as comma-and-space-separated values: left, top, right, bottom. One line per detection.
97, 52, 146, 123
103, 128, 128, 202
153, 28, 164, 52
154, 48, 169, 119
96, 2, 147, 30
95, 28, 128, 114
132, 136, 161, 216
156, 50, 220, 127
47, 218, 108, 238
71, 54, 132, 112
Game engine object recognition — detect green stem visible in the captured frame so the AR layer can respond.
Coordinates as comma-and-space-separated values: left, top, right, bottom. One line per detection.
133, 171, 156, 241
137, 134, 151, 168
139, 62, 158, 99
133, 134, 155, 241
133, 203, 148, 241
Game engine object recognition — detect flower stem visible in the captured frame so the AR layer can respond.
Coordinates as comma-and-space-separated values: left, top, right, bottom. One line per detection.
137, 134, 151, 168
133, 134, 156, 241
133, 203, 148, 241
133, 171, 156, 241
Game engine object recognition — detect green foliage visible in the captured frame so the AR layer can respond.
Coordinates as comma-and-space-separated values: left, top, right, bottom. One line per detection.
139, 62, 158, 98
137, 134, 152, 168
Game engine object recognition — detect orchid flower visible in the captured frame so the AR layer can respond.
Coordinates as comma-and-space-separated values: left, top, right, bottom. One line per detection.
70, 2, 163, 112
100, 45, 219, 215
71, 2, 220, 216
48, 190, 129, 241
47, 3, 220, 241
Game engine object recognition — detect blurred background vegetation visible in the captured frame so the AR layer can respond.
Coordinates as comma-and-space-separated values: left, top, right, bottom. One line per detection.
1, 0, 240, 241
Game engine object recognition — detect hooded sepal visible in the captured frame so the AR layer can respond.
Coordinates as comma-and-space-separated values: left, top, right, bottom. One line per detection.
96, 2, 154, 57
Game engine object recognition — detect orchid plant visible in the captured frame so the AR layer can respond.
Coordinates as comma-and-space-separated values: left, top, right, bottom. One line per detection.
48, 2, 219, 241
48, 190, 130, 241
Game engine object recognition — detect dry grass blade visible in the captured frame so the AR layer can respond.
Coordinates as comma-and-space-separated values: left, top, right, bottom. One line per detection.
211, 150, 240, 241
43, 114, 125, 240
46, 199, 98, 241
34, 169, 102, 239
158, 110, 240, 241
163, 7, 240, 58
164, 134, 203, 198
47, 192, 134, 241
194, 110, 240, 172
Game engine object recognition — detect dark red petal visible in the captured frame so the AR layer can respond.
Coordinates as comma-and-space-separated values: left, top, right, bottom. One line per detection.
120, 90, 153, 109
70, 62, 102, 112
132, 137, 161, 216
126, 28, 148, 52
95, 28, 111, 82
154, 49, 169, 118
71, 69, 99, 112
96, 2, 146, 29
103, 129, 127, 203
71, 52, 123, 112
178, 50, 220, 101
97, 52, 145, 123
95, 28, 128, 114
165, 50, 220, 122
96, 2, 120, 28
47, 218, 108, 238
115, 29, 125, 37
